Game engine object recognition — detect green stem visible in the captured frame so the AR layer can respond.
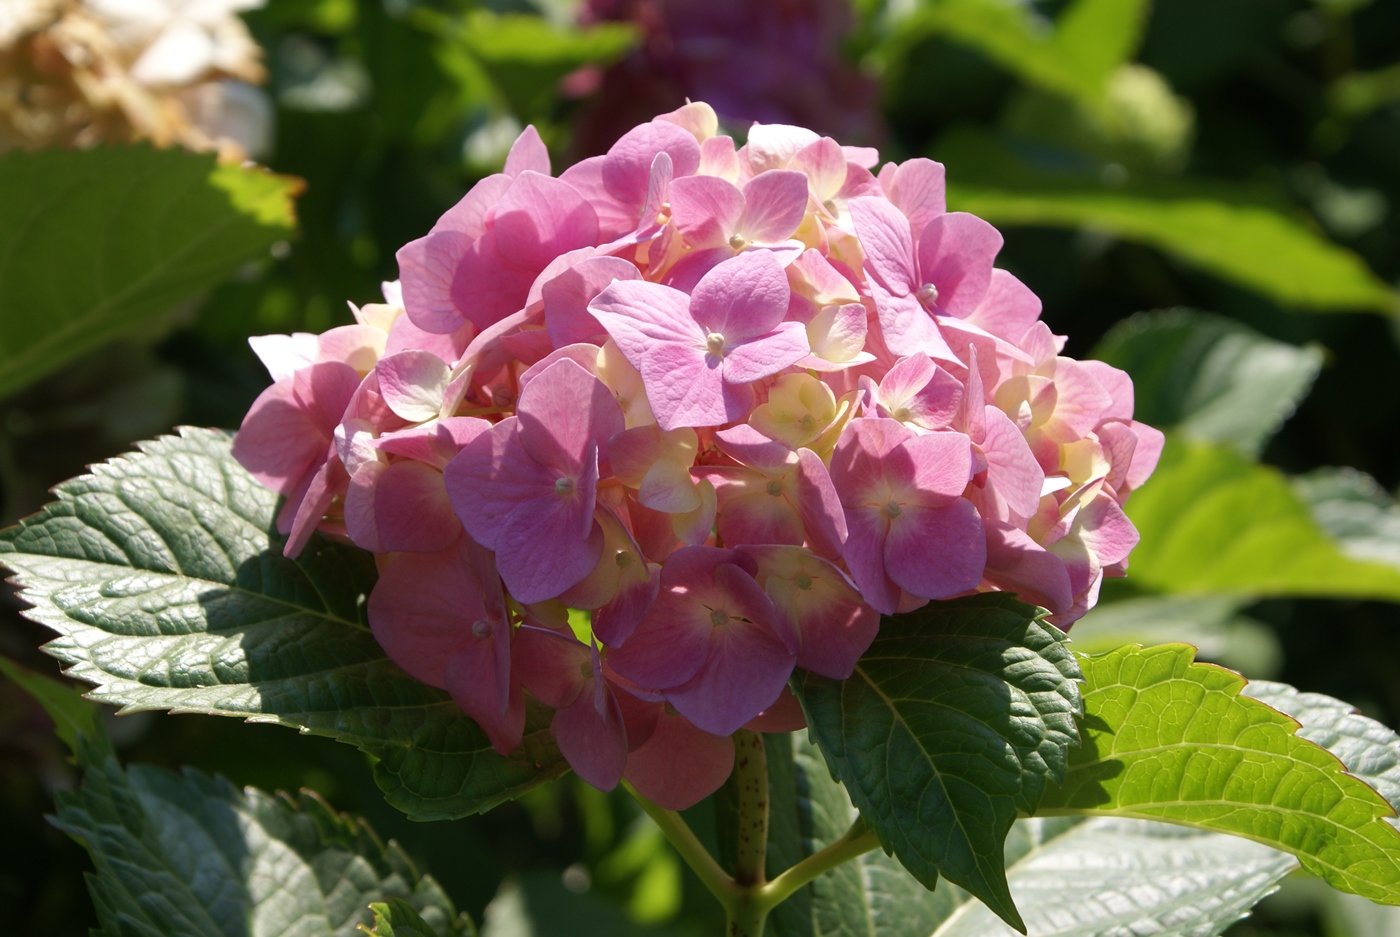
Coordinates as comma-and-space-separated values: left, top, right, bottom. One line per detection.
732, 729, 769, 887
624, 783, 738, 907
759, 818, 881, 909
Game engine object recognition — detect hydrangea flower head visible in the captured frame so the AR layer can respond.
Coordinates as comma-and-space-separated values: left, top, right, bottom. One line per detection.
233, 103, 1161, 809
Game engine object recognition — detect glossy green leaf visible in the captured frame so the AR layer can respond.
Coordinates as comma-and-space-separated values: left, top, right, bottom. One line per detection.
1092, 309, 1323, 457
1038, 644, 1400, 905
57, 747, 472, 937
947, 185, 1398, 314
1068, 595, 1282, 678
766, 730, 1295, 937
1125, 438, 1400, 600
0, 147, 297, 400
361, 898, 474, 937
793, 594, 1083, 931
890, 0, 1150, 103
1294, 467, 1400, 571
0, 428, 568, 821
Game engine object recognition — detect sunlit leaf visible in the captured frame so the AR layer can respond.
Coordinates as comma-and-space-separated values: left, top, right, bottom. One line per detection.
0, 428, 568, 821
1038, 644, 1400, 906
1125, 438, 1400, 600
0, 147, 297, 400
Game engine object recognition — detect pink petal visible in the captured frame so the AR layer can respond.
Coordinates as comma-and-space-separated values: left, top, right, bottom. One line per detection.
848, 196, 916, 298
722, 321, 810, 384
884, 499, 986, 599
385, 312, 475, 362
669, 174, 745, 249
713, 424, 794, 474
554, 686, 629, 791
794, 448, 848, 558
376, 350, 450, 422
699, 134, 740, 178
374, 460, 462, 553
1079, 360, 1135, 422
431, 173, 511, 239
1044, 359, 1115, 442
593, 562, 660, 648
623, 708, 734, 810
494, 466, 603, 603
739, 170, 810, 245
670, 477, 718, 546
283, 450, 346, 559
746, 123, 820, 172
837, 507, 899, 615
503, 124, 550, 177
446, 638, 525, 755
790, 137, 847, 200
1123, 421, 1164, 495
492, 171, 600, 271
397, 230, 472, 334
886, 158, 947, 234
373, 417, 491, 470
559, 156, 636, 241
605, 589, 713, 689
829, 417, 915, 504
603, 120, 701, 207
980, 406, 1045, 520
917, 212, 1003, 317
665, 564, 794, 736
716, 488, 805, 548
983, 523, 1072, 615
690, 249, 791, 341
513, 625, 587, 708
368, 535, 503, 688
444, 418, 555, 550
344, 461, 387, 553
899, 429, 974, 503
517, 359, 625, 473
233, 361, 360, 495
1077, 495, 1139, 567
449, 233, 540, 331
743, 687, 808, 732
964, 269, 1040, 343
248, 332, 317, 382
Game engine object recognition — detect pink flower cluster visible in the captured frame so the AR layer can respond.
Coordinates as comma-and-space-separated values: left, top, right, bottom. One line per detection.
233, 104, 1162, 809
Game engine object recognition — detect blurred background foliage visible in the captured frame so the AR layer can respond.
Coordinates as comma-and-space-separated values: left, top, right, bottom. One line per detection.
2, 0, 1400, 934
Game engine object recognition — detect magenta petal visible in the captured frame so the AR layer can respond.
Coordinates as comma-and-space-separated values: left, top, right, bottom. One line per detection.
722, 322, 810, 384
496, 497, 604, 604
740, 170, 810, 244
444, 418, 555, 550
623, 709, 734, 810
917, 211, 1003, 317
592, 562, 660, 649
884, 499, 986, 599
841, 507, 899, 615
374, 460, 462, 554
396, 230, 472, 334
493, 171, 600, 271
512, 625, 587, 709
794, 448, 848, 558
554, 687, 629, 791
446, 639, 525, 755
605, 589, 712, 689
665, 610, 795, 734
517, 360, 625, 472
983, 523, 1072, 615
504, 124, 550, 177
542, 255, 642, 347
367, 536, 501, 688
743, 687, 809, 732
691, 250, 790, 341
669, 174, 745, 249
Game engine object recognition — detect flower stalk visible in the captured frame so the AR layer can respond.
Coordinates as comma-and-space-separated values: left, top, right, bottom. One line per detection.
628, 735, 881, 936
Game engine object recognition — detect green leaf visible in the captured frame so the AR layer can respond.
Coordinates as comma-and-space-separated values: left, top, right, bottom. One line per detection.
56, 743, 472, 937
1037, 643, 1400, 905
946, 184, 1398, 314
1092, 309, 1324, 457
766, 730, 1295, 937
1125, 437, 1400, 600
0, 147, 297, 400
0, 654, 106, 757
1294, 467, 1400, 571
890, 0, 1150, 104
0, 428, 568, 821
362, 898, 474, 937
1069, 594, 1282, 678
792, 594, 1083, 932
477, 874, 684, 937
1242, 681, 1400, 816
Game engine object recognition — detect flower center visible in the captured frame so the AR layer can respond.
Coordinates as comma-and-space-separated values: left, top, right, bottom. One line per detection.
579, 661, 594, 680
728, 233, 747, 250
555, 477, 575, 496
471, 619, 492, 638
883, 499, 902, 519
706, 332, 726, 356
709, 608, 729, 626
796, 573, 813, 590
615, 550, 633, 568
766, 479, 783, 496
916, 282, 939, 308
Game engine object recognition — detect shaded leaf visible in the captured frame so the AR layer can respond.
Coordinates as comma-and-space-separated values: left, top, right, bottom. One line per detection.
477, 874, 683, 937
1294, 467, 1400, 571
1038, 644, 1400, 905
0, 654, 106, 756
1125, 438, 1400, 600
0, 428, 568, 821
1068, 595, 1282, 678
361, 898, 474, 937
792, 594, 1083, 931
947, 184, 1398, 313
1092, 309, 1323, 457
0, 147, 297, 400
